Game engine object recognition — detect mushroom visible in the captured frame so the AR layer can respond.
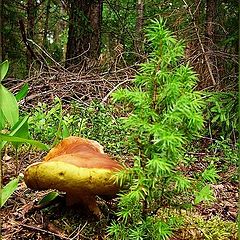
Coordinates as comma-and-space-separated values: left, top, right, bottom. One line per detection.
24, 136, 123, 216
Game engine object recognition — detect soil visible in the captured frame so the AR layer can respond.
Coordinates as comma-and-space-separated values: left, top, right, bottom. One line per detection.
1, 146, 238, 240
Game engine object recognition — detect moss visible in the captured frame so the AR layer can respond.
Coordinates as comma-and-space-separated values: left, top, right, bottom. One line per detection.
158, 209, 237, 240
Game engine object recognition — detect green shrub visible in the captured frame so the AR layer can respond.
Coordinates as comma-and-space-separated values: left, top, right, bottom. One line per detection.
70, 101, 131, 156
107, 19, 209, 239
28, 101, 61, 144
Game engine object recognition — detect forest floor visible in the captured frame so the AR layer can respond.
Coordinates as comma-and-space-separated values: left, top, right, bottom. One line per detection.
1, 143, 238, 240
1, 68, 238, 239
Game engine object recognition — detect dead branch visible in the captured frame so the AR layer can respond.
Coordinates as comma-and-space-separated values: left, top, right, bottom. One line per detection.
7, 65, 136, 107
182, 0, 216, 86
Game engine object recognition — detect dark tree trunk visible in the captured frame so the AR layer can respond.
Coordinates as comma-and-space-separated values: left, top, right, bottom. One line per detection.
65, 0, 103, 67
135, 0, 144, 55
43, 0, 51, 48
26, 0, 37, 68
205, 0, 218, 84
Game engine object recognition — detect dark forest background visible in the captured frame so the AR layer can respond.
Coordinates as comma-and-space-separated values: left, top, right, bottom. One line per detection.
1, 0, 238, 90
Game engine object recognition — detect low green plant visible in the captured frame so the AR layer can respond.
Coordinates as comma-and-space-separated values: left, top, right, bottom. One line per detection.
0, 175, 22, 207
205, 92, 238, 141
28, 99, 68, 144
28, 100, 130, 156
208, 138, 238, 164
206, 138, 238, 182
70, 101, 131, 155
0, 60, 48, 208
197, 217, 237, 240
107, 19, 211, 239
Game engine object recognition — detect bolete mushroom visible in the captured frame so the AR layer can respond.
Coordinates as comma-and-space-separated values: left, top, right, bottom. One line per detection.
24, 136, 123, 216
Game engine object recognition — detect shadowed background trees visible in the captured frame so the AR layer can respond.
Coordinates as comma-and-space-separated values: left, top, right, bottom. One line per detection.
65, 0, 103, 67
1, 0, 238, 89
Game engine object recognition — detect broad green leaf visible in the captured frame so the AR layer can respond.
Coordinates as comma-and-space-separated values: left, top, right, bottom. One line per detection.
0, 177, 19, 207
0, 109, 6, 130
62, 121, 70, 138
0, 60, 9, 81
0, 133, 49, 151
11, 116, 29, 137
38, 191, 59, 205
0, 116, 29, 150
15, 84, 29, 101
11, 116, 30, 149
0, 84, 19, 127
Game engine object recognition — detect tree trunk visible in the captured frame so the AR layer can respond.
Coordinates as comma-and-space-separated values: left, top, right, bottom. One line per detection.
65, 0, 103, 67
206, 0, 217, 43
26, 0, 37, 68
135, 0, 144, 55
43, 0, 51, 48
205, 0, 218, 84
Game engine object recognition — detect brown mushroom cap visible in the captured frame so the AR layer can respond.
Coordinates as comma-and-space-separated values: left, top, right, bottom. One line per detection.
24, 137, 123, 216
43, 136, 105, 161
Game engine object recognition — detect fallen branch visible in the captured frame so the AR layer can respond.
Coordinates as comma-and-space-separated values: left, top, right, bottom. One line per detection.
6, 66, 136, 106
18, 222, 70, 240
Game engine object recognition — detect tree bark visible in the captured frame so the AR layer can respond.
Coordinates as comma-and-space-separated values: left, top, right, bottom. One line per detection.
26, 0, 37, 68
65, 0, 103, 67
43, 0, 51, 48
205, 0, 218, 84
135, 0, 144, 55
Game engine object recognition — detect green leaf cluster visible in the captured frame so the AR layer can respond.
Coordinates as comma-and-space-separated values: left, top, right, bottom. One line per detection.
0, 60, 19, 129
0, 60, 48, 208
205, 92, 238, 139
0, 176, 21, 207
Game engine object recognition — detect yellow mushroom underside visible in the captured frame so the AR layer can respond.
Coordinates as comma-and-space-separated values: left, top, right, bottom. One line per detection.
24, 161, 119, 196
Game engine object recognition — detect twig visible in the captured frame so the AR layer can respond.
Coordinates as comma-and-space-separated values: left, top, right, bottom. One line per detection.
27, 39, 68, 72
68, 221, 89, 240
182, 0, 216, 86
18, 20, 42, 67
18, 222, 70, 239
101, 79, 133, 103
187, 152, 206, 156
8, 65, 136, 106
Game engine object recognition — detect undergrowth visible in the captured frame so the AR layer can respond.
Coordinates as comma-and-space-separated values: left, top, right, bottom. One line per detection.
27, 100, 130, 157
158, 208, 237, 240
205, 91, 238, 141
20, 20, 238, 240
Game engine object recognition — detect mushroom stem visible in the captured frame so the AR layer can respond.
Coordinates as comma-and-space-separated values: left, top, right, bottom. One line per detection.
66, 193, 102, 217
